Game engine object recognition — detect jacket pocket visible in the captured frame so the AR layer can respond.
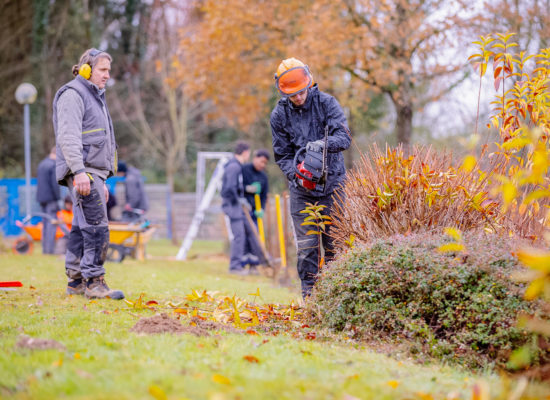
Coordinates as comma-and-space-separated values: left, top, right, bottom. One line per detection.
82, 130, 109, 170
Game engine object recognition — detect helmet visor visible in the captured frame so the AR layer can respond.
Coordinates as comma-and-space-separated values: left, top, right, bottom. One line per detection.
276, 67, 312, 96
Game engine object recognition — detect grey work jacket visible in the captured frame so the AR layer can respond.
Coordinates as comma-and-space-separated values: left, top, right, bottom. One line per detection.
53, 75, 117, 186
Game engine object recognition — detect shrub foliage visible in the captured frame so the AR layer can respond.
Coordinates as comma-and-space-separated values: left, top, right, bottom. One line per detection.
307, 232, 549, 369
330, 145, 501, 250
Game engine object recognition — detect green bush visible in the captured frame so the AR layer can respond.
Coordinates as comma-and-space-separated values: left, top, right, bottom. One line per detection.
307, 232, 549, 369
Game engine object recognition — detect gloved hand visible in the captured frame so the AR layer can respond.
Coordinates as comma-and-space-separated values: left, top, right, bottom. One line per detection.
238, 197, 252, 211
306, 139, 325, 153
254, 209, 264, 219
245, 181, 262, 194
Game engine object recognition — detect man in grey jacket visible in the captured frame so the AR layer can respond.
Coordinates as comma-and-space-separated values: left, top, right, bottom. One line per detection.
53, 48, 124, 300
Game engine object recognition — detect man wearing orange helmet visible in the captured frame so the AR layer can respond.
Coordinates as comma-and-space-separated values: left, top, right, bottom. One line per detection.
270, 58, 351, 298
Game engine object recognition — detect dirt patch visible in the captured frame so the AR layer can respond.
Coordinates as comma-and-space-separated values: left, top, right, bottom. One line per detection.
16, 334, 66, 351
189, 317, 242, 334
130, 314, 246, 336
131, 313, 207, 336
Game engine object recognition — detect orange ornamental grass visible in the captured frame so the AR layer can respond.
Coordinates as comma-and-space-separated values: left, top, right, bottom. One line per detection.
330, 144, 502, 250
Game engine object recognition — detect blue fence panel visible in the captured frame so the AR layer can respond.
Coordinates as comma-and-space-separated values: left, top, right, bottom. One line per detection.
0, 177, 123, 236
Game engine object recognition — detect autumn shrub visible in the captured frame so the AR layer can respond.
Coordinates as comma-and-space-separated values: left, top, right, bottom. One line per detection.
307, 231, 549, 369
330, 145, 502, 250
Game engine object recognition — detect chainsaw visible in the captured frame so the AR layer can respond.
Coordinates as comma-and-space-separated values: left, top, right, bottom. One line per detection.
293, 125, 329, 193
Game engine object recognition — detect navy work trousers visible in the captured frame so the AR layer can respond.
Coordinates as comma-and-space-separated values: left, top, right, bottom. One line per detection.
41, 201, 59, 254
289, 190, 336, 298
64, 174, 109, 280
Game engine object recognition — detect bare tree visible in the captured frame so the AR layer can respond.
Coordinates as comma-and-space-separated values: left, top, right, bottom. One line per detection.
111, 0, 208, 242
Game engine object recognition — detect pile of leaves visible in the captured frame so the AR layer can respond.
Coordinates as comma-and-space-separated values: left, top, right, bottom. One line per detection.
124, 288, 303, 332
306, 231, 549, 369
330, 145, 501, 251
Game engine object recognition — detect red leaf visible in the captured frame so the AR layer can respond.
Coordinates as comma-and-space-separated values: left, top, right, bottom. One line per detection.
146, 300, 158, 306
243, 355, 260, 363
305, 332, 316, 340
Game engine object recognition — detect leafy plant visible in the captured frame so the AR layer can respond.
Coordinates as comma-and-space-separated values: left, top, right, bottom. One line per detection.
307, 232, 549, 370
300, 202, 332, 269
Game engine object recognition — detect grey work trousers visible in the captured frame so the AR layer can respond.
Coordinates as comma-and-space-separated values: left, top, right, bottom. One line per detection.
64, 174, 109, 280
41, 201, 59, 254
227, 216, 264, 271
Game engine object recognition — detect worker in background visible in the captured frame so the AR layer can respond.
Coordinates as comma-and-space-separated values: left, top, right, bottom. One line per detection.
117, 161, 149, 222
36, 146, 61, 254
242, 149, 270, 274
270, 58, 351, 298
53, 47, 124, 300
243, 149, 270, 223
221, 141, 265, 275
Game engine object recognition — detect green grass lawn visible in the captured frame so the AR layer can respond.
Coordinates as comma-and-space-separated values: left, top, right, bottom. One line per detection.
1, 240, 549, 400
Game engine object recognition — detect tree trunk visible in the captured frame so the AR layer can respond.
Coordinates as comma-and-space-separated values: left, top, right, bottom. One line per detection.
395, 103, 413, 146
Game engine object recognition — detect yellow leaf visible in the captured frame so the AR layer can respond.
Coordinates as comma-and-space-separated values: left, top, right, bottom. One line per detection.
74, 353, 81, 360
248, 288, 260, 297
524, 277, 546, 300
444, 227, 462, 242
502, 182, 517, 205
386, 380, 400, 388
148, 385, 168, 400
437, 243, 465, 253
52, 358, 63, 367
517, 248, 550, 273
212, 374, 231, 385
462, 155, 477, 172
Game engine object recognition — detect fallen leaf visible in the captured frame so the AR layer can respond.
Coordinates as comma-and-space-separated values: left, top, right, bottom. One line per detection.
305, 332, 316, 340
148, 384, 167, 400
173, 308, 188, 315
212, 374, 231, 385
29, 285, 36, 290
243, 355, 260, 363
146, 300, 159, 306
52, 358, 63, 367
386, 380, 400, 388
246, 329, 259, 335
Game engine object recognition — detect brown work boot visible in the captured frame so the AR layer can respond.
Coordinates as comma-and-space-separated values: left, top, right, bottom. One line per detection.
84, 276, 125, 300
66, 278, 85, 295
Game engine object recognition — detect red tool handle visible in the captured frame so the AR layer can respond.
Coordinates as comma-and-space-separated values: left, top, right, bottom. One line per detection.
0, 281, 23, 287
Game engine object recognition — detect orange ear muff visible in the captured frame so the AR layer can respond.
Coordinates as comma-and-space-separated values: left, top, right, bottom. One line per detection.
79, 63, 92, 80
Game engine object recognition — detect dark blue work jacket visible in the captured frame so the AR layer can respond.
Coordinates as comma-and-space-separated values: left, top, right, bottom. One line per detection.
270, 85, 351, 197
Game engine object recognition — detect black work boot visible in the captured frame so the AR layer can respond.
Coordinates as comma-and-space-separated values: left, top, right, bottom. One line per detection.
85, 276, 124, 300
66, 278, 85, 295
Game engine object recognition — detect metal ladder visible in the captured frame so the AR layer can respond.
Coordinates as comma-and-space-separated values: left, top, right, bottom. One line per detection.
176, 152, 232, 260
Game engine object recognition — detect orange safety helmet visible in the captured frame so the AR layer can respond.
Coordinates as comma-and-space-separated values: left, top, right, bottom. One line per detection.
274, 58, 315, 96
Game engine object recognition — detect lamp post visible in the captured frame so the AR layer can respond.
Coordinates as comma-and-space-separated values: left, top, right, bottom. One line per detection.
15, 83, 37, 218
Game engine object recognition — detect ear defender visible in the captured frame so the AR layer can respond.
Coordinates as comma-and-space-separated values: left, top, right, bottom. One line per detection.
78, 63, 92, 80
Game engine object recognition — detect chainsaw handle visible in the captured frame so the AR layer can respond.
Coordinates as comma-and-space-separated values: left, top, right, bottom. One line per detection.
293, 147, 310, 181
